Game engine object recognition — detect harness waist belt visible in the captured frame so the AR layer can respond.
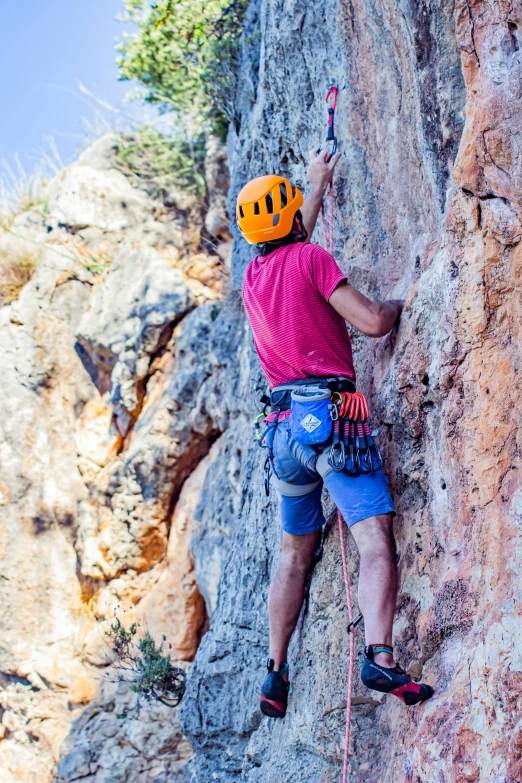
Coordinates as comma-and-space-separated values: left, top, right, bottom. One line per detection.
270, 376, 356, 412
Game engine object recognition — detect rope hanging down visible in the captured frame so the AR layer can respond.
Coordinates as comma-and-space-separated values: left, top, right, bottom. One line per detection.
319, 82, 359, 781
338, 510, 355, 783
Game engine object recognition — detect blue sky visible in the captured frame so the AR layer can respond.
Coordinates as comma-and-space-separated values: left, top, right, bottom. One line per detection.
0, 0, 140, 176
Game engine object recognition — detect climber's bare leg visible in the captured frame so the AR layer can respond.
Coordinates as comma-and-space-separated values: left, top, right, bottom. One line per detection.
349, 513, 397, 668
268, 529, 321, 675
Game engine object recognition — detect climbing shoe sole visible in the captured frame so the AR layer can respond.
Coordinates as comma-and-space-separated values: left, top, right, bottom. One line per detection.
260, 695, 287, 718
361, 659, 434, 705
260, 662, 289, 719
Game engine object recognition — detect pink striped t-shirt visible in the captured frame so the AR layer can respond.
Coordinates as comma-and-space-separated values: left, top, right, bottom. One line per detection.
242, 242, 356, 389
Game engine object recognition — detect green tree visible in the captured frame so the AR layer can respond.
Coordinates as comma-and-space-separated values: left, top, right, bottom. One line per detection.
116, 0, 249, 138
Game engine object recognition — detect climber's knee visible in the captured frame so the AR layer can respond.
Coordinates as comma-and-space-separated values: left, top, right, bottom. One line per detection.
280, 530, 321, 575
350, 512, 395, 562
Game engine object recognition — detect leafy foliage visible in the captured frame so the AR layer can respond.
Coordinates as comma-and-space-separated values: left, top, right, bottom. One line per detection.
105, 615, 186, 710
116, 0, 249, 137
115, 124, 207, 199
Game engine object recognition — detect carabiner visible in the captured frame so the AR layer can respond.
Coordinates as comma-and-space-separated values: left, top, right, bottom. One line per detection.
264, 456, 271, 496
371, 442, 384, 471
360, 447, 373, 474
325, 82, 338, 112
348, 612, 363, 633
363, 429, 384, 471
328, 441, 346, 473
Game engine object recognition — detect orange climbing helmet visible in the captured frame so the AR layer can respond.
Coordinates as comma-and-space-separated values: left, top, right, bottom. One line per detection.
236, 175, 304, 244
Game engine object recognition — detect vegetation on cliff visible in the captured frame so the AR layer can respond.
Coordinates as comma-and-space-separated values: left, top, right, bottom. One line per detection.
116, 0, 250, 138
114, 125, 207, 198
106, 615, 186, 711
0, 0, 248, 308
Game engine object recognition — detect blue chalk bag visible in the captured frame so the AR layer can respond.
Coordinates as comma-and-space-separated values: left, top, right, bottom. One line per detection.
290, 386, 333, 445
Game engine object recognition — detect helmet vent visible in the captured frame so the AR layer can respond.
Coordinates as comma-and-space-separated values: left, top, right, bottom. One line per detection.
279, 183, 288, 208
291, 185, 296, 198
254, 202, 260, 215
265, 193, 274, 214
239, 205, 244, 218
272, 213, 280, 227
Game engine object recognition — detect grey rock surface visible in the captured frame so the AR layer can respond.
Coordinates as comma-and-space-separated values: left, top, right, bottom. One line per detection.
54, 681, 191, 783
47, 157, 154, 234
3, 1, 522, 782
76, 248, 193, 416
181, 1, 522, 782
0, 127, 233, 781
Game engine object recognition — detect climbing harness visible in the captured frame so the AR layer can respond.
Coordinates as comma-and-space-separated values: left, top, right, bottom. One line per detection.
256, 381, 383, 501
321, 81, 338, 255
256, 377, 356, 497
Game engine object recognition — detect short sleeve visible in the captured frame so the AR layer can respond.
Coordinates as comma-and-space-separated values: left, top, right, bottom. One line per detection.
303, 244, 347, 300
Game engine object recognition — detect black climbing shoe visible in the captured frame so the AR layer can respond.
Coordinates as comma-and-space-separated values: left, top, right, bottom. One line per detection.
260, 659, 289, 718
361, 645, 434, 706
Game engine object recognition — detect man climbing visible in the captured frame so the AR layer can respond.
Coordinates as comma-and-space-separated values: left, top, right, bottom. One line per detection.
238, 149, 434, 719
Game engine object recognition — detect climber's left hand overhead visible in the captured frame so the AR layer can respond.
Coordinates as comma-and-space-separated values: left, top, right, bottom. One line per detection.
301, 147, 341, 241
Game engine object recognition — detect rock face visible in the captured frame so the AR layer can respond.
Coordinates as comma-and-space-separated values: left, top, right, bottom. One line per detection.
180, 1, 522, 782
0, 133, 238, 782
3, 1, 522, 782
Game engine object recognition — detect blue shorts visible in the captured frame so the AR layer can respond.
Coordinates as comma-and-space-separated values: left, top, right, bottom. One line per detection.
271, 420, 395, 535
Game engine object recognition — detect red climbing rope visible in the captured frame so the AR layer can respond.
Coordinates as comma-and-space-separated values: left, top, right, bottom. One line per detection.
326, 183, 356, 782
338, 510, 355, 782
320, 85, 357, 779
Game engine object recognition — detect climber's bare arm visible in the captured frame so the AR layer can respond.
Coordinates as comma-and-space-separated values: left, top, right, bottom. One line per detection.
329, 282, 404, 337
300, 148, 342, 240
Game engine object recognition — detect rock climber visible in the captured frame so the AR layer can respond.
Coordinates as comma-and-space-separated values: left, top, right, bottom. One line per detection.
237, 149, 434, 719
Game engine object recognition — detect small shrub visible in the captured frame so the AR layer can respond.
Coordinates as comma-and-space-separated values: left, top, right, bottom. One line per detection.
0, 248, 38, 305
115, 125, 207, 199
104, 614, 186, 710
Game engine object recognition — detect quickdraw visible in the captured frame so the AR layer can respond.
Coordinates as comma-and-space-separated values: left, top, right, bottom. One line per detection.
321, 80, 338, 255
325, 81, 338, 156
327, 391, 384, 476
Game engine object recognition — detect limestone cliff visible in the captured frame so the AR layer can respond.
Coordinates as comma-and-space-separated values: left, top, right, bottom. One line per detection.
181, 1, 522, 782
0, 133, 241, 782
2, 1, 522, 782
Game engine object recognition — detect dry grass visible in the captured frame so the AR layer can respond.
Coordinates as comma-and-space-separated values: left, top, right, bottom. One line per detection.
0, 248, 38, 305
